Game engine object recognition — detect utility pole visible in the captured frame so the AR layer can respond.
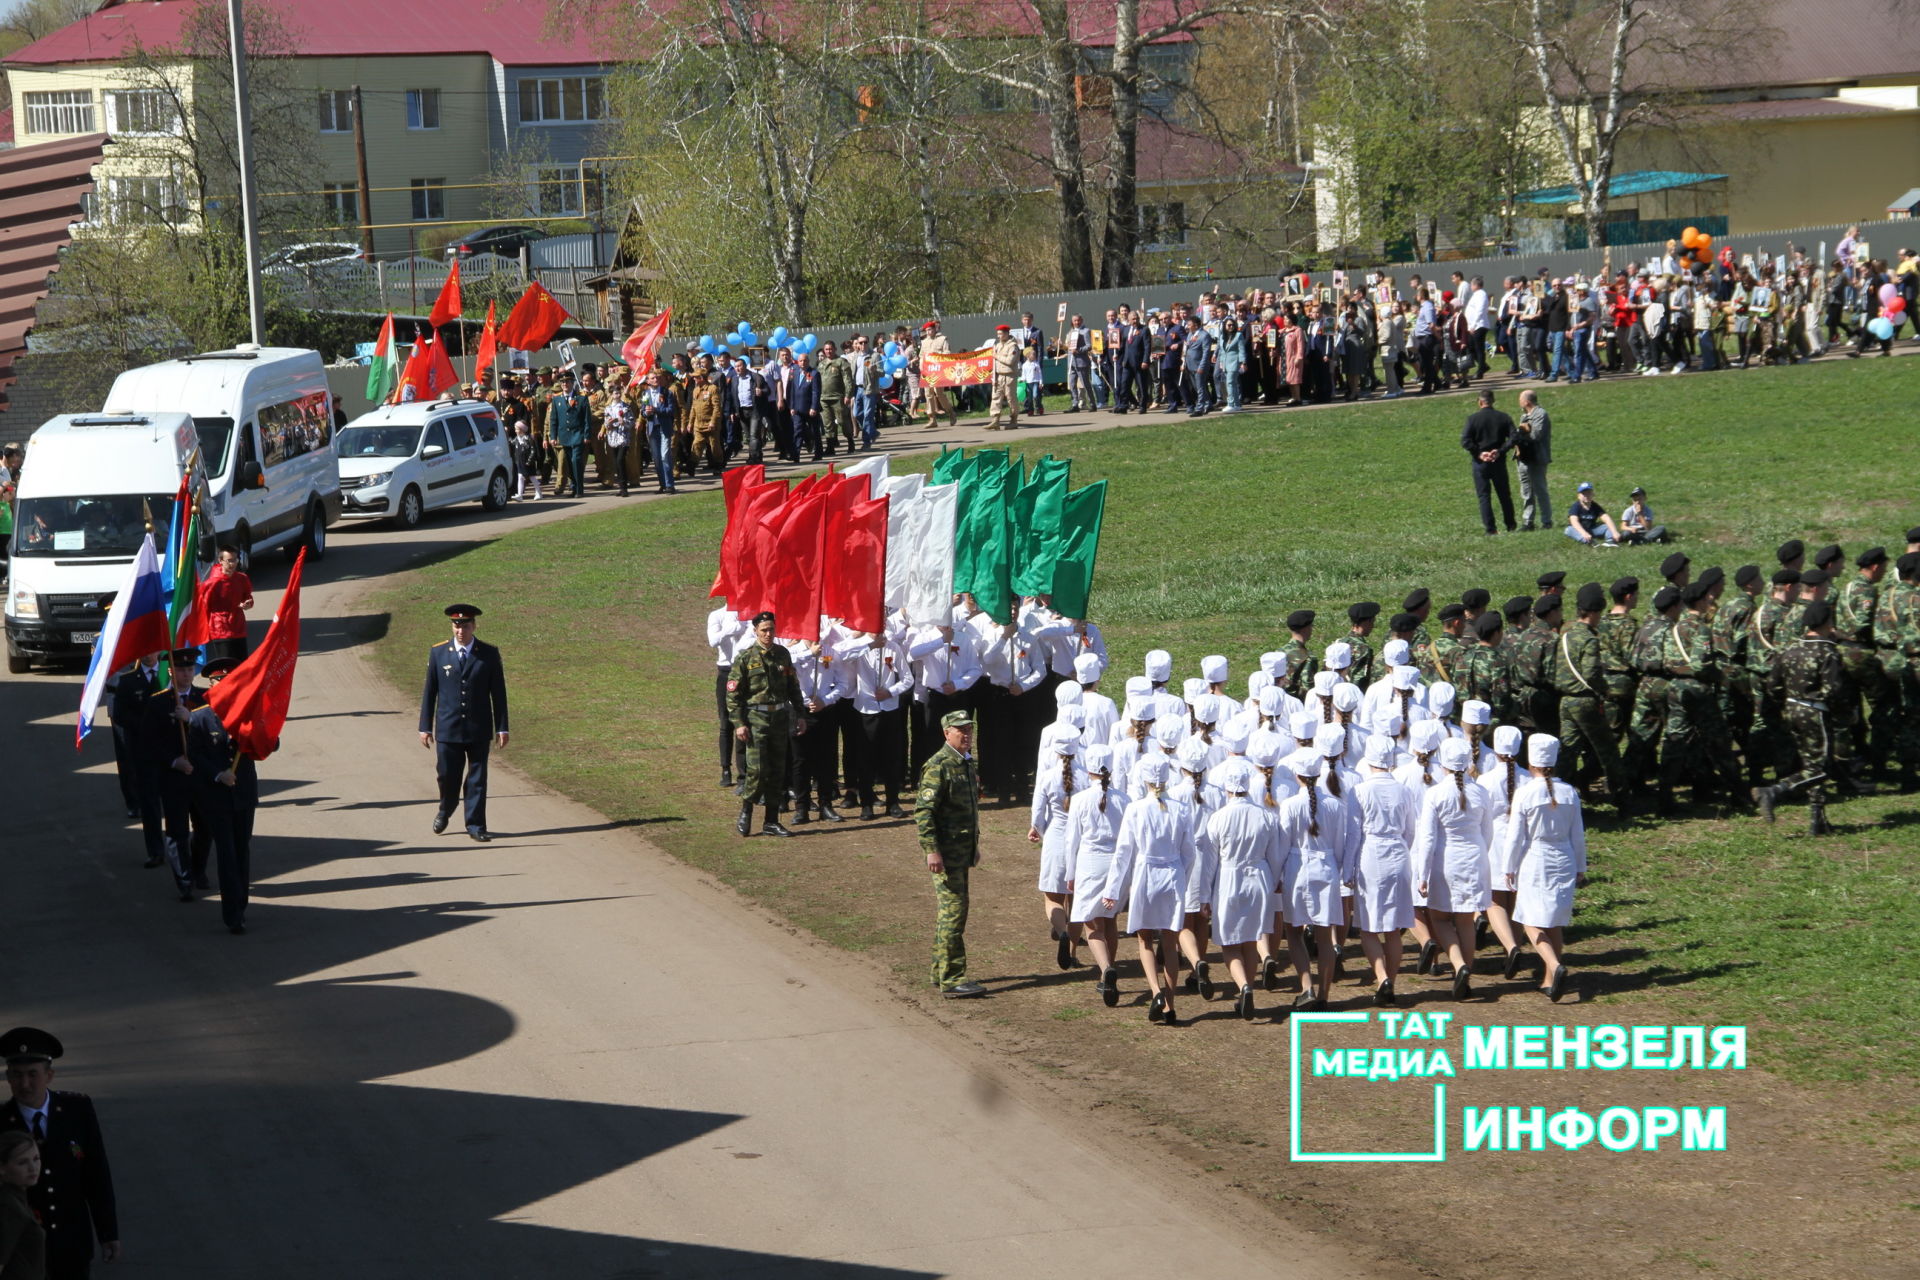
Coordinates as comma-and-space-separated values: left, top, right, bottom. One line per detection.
352, 84, 375, 262
226, 0, 266, 345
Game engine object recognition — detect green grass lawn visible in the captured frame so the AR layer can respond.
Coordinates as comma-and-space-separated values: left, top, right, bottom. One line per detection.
370, 357, 1920, 1085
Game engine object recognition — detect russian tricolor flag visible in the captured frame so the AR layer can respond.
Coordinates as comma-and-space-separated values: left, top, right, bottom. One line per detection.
76, 534, 171, 748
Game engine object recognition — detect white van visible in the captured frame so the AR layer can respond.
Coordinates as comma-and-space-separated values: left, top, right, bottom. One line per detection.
334, 397, 514, 528
102, 345, 342, 567
5, 412, 212, 672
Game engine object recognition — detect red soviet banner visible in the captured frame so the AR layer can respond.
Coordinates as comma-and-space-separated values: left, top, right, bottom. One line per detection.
922, 347, 993, 388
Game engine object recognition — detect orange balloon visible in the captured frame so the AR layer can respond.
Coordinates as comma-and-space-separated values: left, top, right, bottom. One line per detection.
1682, 228, 1700, 249
1696, 247, 1712, 264
1699, 234, 1712, 249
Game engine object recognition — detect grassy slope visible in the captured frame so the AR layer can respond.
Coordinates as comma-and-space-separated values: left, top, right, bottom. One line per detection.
371, 358, 1920, 1084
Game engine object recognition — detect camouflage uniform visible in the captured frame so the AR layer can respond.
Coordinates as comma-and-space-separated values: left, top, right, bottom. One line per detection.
1553, 618, 1624, 795
1510, 619, 1561, 736
1661, 610, 1744, 795
1711, 593, 1759, 779
727, 638, 805, 807
1764, 634, 1852, 829
917, 737, 982, 990
1596, 610, 1639, 736
1835, 573, 1895, 773
1280, 639, 1318, 702
1426, 633, 1463, 688
1346, 633, 1377, 691
1456, 635, 1514, 728
1624, 615, 1674, 785
1873, 576, 1920, 774
1410, 624, 1436, 677
1745, 597, 1795, 778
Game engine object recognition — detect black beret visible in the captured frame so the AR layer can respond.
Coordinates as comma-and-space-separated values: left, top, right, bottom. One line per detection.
1610, 576, 1640, 600
1770, 568, 1799, 586
1777, 539, 1805, 564
1653, 586, 1681, 610
1461, 587, 1491, 609
1532, 593, 1563, 615
1858, 546, 1888, 567
1660, 552, 1690, 579
1576, 583, 1606, 613
1899, 551, 1920, 577
1438, 602, 1467, 621
1287, 609, 1316, 629
1698, 565, 1725, 587
444, 603, 484, 619
1473, 612, 1504, 639
1503, 595, 1533, 621
1801, 600, 1833, 629
1348, 600, 1381, 622
1907, 527, 1920, 544
1536, 570, 1566, 588
1403, 587, 1431, 610
1389, 612, 1420, 632
1681, 580, 1712, 604
1798, 568, 1829, 587
1813, 543, 1844, 567
1734, 564, 1761, 587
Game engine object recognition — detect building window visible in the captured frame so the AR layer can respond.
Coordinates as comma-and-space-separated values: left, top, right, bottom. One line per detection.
410, 179, 446, 221
406, 89, 440, 130
104, 175, 186, 225
321, 183, 358, 223
1138, 202, 1188, 247
23, 90, 95, 135
318, 90, 353, 133
105, 89, 179, 136
529, 165, 605, 217
517, 76, 606, 124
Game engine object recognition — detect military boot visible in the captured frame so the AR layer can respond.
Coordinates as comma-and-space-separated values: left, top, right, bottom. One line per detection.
1807, 790, 1834, 836
1752, 785, 1777, 824
817, 800, 845, 822
792, 800, 812, 825
762, 806, 793, 837
737, 801, 753, 837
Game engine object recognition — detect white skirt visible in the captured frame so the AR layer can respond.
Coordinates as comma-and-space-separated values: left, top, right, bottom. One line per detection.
1119, 860, 1186, 932
1352, 843, 1415, 933
1284, 849, 1343, 928
1036, 829, 1074, 895
1512, 843, 1578, 928
1427, 846, 1492, 915
1211, 859, 1274, 946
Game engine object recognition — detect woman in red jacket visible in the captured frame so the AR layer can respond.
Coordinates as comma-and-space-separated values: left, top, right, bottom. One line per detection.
200, 545, 254, 664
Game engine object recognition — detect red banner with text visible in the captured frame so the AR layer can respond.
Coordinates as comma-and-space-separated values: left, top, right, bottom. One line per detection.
922, 348, 993, 388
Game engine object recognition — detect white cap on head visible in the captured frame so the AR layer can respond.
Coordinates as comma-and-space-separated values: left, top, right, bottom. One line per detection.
1382, 713, 1405, 739
1315, 724, 1346, 758
1153, 717, 1185, 749
1247, 670, 1273, 700
1287, 749, 1324, 779
1057, 703, 1087, 729
1461, 699, 1491, 727
1392, 665, 1421, 692
1428, 681, 1457, 714
1313, 669, 1339, 694
1258, 686, 1287, 716
1176, 736, 1212, 771
1383, 638, 1412, 667
1201, 654, 1229, 683
1054, 681, 1084, 707
1246, 738, 1281, 768
1219, 718, 1250, 753
1075, 652, 1105, 682
1220, 760, 1252, 794
1289, 710, 1320, 741
1145, 649, 1173, 681
1262, 650, 1289, 678
1136, 754, 1173, 786
1439, 738, 1472, 773
1363, 735, 1397, 767
1324, 641, 1353, 670
1182, 676, 1208, 703
1053, 731, 1083, 757
1193, 694, 1223, 725
1410, 719, 1446, 753
1494, 725, 1524, 757
1125, 675, 1152, 697
1332, 682, 1362, 713
1528, 734, 1561, 768
1125, 695, 1155, 722
1083, 743, 1113, 773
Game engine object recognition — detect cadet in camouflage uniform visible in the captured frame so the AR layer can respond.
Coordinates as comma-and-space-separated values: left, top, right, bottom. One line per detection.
728, 610, 806, 838
918, 709, 985, 997
1747, 568, 1801, 778
1597, 576, 1641, 736
1512, 594, 1564, 737
1280, 610, 1318, 701
1836, 547, 1896, 777
1555, 582, 1626, 798
1624, 586, 1682, 792
1496, 596, 1534, 723
1873, 551, 1920, 784
1426, 603, 1467, 685
1457, 612, 1514, 726
1712, 566, 1763, 784
1404, 588, 1435, 671
1345, 602, 1380, 690
1757, 600, 1852, 834
1661, 581, 1748, 805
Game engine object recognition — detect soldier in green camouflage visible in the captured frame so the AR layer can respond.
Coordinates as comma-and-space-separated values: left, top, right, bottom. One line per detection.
1404, 588, 1436, 673
1345, 602, 1380, 690
1873, 551, 1920, 784
1712, 566, 1763, 783
1426, 603, 1467, 686
1747, 568, 1801, 779
1457, 612, 1515, 726
1512, 594, 1564, 737
728, 610, 807, 838
1756, 600, 1852, 834
1836, 547, 1896, 777
1597, 576, 1641, 737
1777, 566, 1830, 650
1460, 588, 1492, 653
1661, 581, 1749, 805
1623, 586, 1682, 794
918, 709, 986, 997
1555, 583, 1626, 799
1495, 597, 1534, 726
1280, 610, 1319, 701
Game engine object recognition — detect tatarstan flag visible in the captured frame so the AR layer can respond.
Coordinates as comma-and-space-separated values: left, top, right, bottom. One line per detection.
366, 313, 400, 403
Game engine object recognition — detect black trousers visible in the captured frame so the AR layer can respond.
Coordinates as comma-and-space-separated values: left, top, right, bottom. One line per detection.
1471, 459, 1517, 534
715, 668, 739, 774
193, 780, 256, 929
1416, 335, 1440, 392
159, 768, 195, 888
973, 683, 1015, 797
132, 760, 169, 866
794, 702, 845, 806
435, 738, 491, 832
1114, 362, 1145, 411
1469, 328, 1489, 376
851, 706, 906, 803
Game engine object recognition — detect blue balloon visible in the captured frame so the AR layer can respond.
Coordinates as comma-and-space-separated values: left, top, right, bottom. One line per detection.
698, 334, 717, 353
737, 321, 751, 334
883, 340, 900, 357
1870, 316, 1896, 340
889, 354, 908, 371
771, 326, 789, 345
725, 333, 744, 347
800, 336, 817, 355
743, 331, 759, 346
878, 373, 894, 388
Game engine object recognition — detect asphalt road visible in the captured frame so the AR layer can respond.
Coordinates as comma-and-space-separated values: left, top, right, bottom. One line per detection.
1, 422, 1369, 1277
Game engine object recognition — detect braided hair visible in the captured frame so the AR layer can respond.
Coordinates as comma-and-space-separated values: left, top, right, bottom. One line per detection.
1302, 776, 1320, 837
1147, 782, 1167, 811
1095, 768, 1111, 813
1130, 717, 1151, 756
1395, 688, 1412, 737
1258, 765, 1277, 807
1542, 765, 1559, 806
1465, 723, 1483, 767
1453, 765, 1471, 810
1323, 758, 1343, 799
1061, 754, 1076, 800
1416, 750, 1435, 786
1502, 757, 1518, 805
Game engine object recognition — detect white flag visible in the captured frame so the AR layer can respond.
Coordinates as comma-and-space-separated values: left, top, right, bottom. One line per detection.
905, 482, 958, 626
881, 474, 924, 610
838, 453, 889, 500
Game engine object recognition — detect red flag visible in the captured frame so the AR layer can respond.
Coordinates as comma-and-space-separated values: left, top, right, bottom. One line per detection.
710, 464, 766, 600
497, 281, 572, 352
428, 259, 463, 329
730, 480, 789, 616
472, 300, 499, 376
821, 492, 888, 633
206, 548, 305, 760
394, 333, 429, 403
765, 488, 829, 643
622, 307, 673, 379
396, 329, 460, 402
425, 328, 459, 397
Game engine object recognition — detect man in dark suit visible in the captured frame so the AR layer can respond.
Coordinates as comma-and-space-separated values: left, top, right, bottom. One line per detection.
110, 654, 166, 866
2, 1027, 118, 1279
1116, 311, 1150, 412
419, 603, 510, 841
1460, 388, 1520, 535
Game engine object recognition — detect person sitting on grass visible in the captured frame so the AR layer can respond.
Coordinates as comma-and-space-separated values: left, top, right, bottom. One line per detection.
1565, 482, 1622, 546
1619, 485, 1669, 545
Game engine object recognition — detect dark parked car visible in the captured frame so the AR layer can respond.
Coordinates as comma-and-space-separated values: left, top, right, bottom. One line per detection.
444, 225, 549, 261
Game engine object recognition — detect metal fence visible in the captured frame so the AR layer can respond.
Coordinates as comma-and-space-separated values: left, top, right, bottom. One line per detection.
266, 251, 612, 327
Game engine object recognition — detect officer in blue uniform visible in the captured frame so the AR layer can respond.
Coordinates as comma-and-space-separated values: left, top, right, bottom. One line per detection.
1, 1027, 119, 1280
188, 655, 260, 934
418, 603, 509, 841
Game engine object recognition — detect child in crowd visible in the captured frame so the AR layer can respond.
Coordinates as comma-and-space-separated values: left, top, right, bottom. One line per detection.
1020, 345, 1045, 417
511, 420, 540, 500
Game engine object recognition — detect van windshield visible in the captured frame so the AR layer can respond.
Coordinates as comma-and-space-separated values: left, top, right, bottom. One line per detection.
335, 425, 422, 459
195, 416, 234, 479
12, 494, 172, 558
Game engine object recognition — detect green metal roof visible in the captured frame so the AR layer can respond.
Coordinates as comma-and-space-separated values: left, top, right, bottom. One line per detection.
1515, 170, 1728, 206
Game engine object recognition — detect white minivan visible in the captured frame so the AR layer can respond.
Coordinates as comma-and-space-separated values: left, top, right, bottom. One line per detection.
102, 345, 342, 567
333, 397, 514, 528
5, 412, 212, 671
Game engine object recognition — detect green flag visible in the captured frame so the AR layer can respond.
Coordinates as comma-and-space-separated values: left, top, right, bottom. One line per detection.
931, 445, 966, 486
1048, 480, 1106, 620
1010, 455, 1070, 597
954, 451, 1013, 622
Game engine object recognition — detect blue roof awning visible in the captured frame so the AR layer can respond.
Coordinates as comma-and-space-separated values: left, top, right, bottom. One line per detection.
1515, 169, 1728, 206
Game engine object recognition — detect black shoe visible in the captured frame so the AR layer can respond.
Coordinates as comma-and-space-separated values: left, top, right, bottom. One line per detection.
1160, 1002, 1180, 1027
1453, 968, 1473, 1001
1148, 992, 1165, 1023
761, 806, 792, 836
885, 802, 908, 819
736, 803, 753, 837
178, 886, 195, 903
860, 803, 875, 821
469, 829, 491, 843
1195, 961, 1215, 1001
1475, 915, 1491, 949
194, 873, 212, 890
432, 812, 449, 835
1100, 967, 1120, 1007
720, 770, 734, 789
1417, 939, 1438, 974
792, 807, 812, 826
1503, 946, 1525, 979
143, 854, 165, 869
1262, 956, 1282, 991
817, 803, 845, 822
1431, 962, 1454, 980
941, 981, 986, 998
1546, 965, 1568, 1001
228, 923, 247, 936
1238, 985, 1256, 1020
1293, 988, 1316, 1010
1375, 978, 1396, 1007
1056, 933, 1074, 971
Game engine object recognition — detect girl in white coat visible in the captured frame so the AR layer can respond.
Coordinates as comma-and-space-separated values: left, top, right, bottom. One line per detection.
1173, 736, 1225, 1000
1460, 700, 1498, 775
1067, 744, 1124, 1006
1395, 719, 1449, 977
1351, 735, 1419, 1006
1499, 735, 1588, 1002
1245, 738, 1296, 991
1477, 724, 1529, 977
1100, 755, 1196, 1025
1415, 738, 1496, 1001
1110, 694, 1158, 797
1426, 681, 1462, 739
1206, 760, 1286, 1019
1028, 732, 1088, 970
1277, 748, 1359, 1009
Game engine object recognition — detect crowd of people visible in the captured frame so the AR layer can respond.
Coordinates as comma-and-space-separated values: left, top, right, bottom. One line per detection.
710, 524, 1920, 1015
